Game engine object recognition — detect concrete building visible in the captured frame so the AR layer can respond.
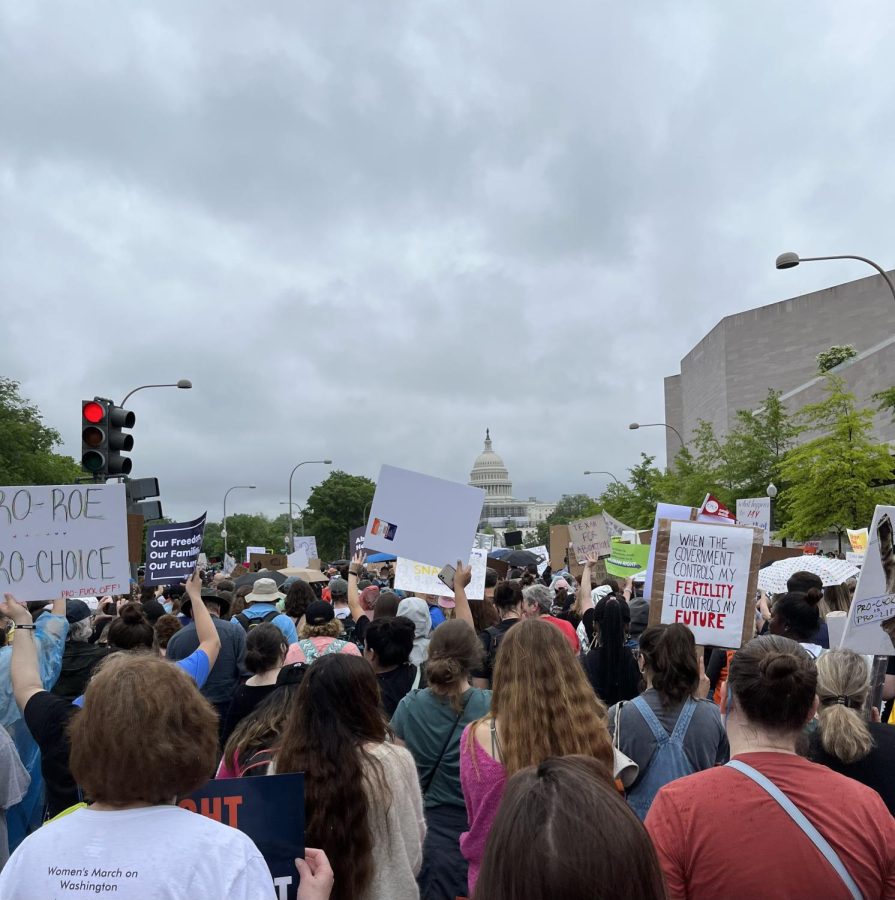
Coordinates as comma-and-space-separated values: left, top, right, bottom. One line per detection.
469, 430, 556, 528
664, 270, 895, 462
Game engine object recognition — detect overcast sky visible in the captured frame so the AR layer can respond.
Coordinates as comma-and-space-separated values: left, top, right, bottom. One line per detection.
3, 1, 895, 523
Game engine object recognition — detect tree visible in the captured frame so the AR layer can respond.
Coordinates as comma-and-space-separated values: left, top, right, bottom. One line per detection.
202, 513, 291, 559
816, 345, 857, 373
303, 470, 376, 561
874, 386, 895, 422
547, 494, 602, 524
779, 375, 895, 542
599, 455, 666, 529
0, 377, 82, 485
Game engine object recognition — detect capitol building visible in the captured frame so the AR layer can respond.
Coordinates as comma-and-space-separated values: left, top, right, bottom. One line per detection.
469, 430, 556, 529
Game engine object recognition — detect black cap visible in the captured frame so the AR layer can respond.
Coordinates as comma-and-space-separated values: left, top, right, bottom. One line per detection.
305, 600, 335, 626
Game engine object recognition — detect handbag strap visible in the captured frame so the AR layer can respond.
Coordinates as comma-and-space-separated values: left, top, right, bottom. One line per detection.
726, 760, 863, 900
421, 694, 470, 795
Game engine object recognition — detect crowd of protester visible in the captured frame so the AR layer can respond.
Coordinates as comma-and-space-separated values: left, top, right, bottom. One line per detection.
0, 548, 894, 899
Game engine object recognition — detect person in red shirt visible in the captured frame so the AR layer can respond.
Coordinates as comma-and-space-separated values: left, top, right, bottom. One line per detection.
646, 635, 895, 900
522, 584, 579, 653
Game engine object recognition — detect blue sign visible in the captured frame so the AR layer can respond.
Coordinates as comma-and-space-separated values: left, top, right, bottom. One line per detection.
144, 512, 207, 585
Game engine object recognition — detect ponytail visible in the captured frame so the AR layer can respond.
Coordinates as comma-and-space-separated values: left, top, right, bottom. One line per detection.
815, 649, 873, 764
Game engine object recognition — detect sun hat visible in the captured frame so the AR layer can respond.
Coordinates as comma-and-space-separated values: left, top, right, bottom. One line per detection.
245, 578, 286, 604
181, 590, 231, 618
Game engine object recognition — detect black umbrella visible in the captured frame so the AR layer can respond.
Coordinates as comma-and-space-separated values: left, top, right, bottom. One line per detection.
233, 569, 287, 589
504, 549, 545, 567
329, 560, 350, 568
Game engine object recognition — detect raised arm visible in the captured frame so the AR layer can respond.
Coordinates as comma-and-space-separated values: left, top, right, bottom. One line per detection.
347, 552, 366, 623
3, 594, 44, 710
452, 560, 474, 628
185, 570, 221, 669
574, 557, 596, 617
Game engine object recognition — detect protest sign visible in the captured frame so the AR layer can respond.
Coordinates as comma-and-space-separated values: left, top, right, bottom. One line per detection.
698, 494, 736, 524
127, 513, 144, 563
847, 527, 869, 554
846, 551, 865, 567
287, 548, 310, 569
473, 532, 494, 551
395, 547, 488, 599
0, 482, 129, 600
291, 536, 318, 559
602, 511, 634, 540
245, 545, 266, 563
527, 544, 550, 575
649, 519, 762, 649
841, 506, 895, 655
364, 465, 485, 568
643, 504, 695, 601
223, 553, 238, 574
548, 524, 570, 572
180, 773, 304, 900
605, 539, 651, 579
349, 527, 366, 557
249, 553, 288, 571
503, 530, 523, 548
143, 513, 207, 586
568, 515, 611, 565
736, 497, 771, 545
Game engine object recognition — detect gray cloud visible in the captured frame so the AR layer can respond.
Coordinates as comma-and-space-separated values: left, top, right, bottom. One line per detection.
2, 1, 895, 522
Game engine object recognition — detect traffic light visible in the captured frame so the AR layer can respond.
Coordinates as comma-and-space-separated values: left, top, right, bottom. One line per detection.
80, 398, 136, 478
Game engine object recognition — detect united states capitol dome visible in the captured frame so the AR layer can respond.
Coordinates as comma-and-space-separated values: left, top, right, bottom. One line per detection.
469, 429, 514, 499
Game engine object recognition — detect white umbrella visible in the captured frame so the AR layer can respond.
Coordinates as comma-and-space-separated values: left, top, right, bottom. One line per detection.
757, 556, 861, 595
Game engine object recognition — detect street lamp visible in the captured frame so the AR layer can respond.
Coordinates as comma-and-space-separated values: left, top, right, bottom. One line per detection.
288, 460, 332, 549
223, 484, 256, 559
629, 421, 686, 451
583, 470, 622, 485
775, 252, 895, 306
120, 379, 192, 407
766, 482, 785, 547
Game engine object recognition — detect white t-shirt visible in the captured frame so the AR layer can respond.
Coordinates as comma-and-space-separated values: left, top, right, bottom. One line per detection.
0, 804, 276, 900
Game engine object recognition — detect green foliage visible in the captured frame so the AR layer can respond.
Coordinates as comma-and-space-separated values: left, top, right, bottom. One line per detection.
202, 513, 292, 559
0, 377, 82, 485
303, 470, 376, 562
599, 455, 666, 529
778, 375, 895, 539
816, 345, 857, 373
874, 387, 895, 422
546, 494, 602, 525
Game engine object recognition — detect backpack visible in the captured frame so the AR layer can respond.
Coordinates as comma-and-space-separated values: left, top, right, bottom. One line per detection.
235, 610, 280, 633
296, 638, 349, 663
623, 696, 698, 821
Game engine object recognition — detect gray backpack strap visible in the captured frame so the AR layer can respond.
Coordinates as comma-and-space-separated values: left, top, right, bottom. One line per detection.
726, 760, 863, 900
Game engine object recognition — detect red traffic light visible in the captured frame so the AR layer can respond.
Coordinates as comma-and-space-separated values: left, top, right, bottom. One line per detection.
83, 401, 105, 424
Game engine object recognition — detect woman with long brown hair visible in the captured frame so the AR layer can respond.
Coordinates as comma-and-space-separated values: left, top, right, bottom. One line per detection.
459, 618, 614, 897
274, 654, 425, 900
391, 620, 491, 900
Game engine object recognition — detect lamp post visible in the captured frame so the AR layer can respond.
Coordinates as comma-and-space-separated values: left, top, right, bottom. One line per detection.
775, 252, 895, 306
223, 484, 256, 559
288, 460, 332, 550
280, 501, 304, 536
766, 482, 785, 547
583, 470, 622, 485
628, 421, 686, 451
120, 379, 192, 407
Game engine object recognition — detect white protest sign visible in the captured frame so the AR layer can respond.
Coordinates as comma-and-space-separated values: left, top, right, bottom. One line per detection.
473, 532, 494, 551
0, 483, 129, 601
365, 465, 485, 568
845, 551, 865, 567
223, 553, 238, 574
567, 516, 611, 565
291, 535, 318, 559
245, 545, 266, 563
736, 497, 771, 545
394, 548, 488, 600
841, 506, 895, 655
527, 544, 550, 575
652, 519, 761, 649
287, 548, 310, 569
643, 503, 694, 601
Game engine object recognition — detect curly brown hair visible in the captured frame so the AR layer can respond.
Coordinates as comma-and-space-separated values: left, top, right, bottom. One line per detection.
275, 655, 387, 900
69, 654, 218, 805
474, 618, 613, 777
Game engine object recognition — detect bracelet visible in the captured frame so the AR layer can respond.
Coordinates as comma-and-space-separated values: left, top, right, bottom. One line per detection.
14, 624, 36, 631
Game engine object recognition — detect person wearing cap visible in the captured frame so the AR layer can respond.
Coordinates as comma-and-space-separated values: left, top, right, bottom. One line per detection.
237, 578, 298, 644
283, 600, 361, 665
165, 587, 248, 733
50, 600, 110, 701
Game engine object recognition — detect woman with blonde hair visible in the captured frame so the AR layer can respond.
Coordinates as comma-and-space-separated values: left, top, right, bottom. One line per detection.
459, 618, 614, 897
808, 648, 895, 814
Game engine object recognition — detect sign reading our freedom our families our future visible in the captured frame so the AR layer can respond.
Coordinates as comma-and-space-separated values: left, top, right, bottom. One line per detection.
0, 482, 130, 600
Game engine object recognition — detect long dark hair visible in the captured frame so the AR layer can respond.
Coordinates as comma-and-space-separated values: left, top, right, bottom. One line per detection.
276, 655, 387, 900
222, 684, 297, 772
244, 623, 288, 674
586, 595, 630, 695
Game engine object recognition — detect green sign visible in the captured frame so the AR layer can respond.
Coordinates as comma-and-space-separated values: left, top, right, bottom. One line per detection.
605, 538, 650, 578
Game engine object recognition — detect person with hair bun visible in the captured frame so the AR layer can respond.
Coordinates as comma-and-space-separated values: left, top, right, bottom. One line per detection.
583, 594, 642, 707
610, 623, 725, 820
221, 623, 288, 746
647, 636, 895, 899
391, 620, 491, 900
365, 615, 423, 717
786, 570, 830, 647
808, 648, 895, 814
769, 588, 825, 657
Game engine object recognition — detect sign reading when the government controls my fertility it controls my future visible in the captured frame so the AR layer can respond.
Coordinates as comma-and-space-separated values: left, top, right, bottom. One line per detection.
650, 518, 763, 649
0, 482, 130, 601
143, 514, 207, 586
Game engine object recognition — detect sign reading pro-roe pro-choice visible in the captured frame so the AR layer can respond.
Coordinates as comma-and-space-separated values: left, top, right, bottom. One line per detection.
0, 482, 130, 600
650, 518, 762, 648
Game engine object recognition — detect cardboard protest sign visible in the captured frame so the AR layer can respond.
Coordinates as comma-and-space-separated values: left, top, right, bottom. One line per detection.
649, 519, 763, 649
395, 548, 488, 599
643, 504, 696, 601
245, 545, 266, 563
0, 483, 129, 600
568, 515, 611, 564
127, 513, 144, 563
143, 513, 207, 586
841, 506, 895, 655
605, 539, 650, 579
736, 497, 771, 545
473, 532, 494, 551
249, 553, 288, 571
349, 527, 366, 558
847, 527, 869, 554
364, 465, 485, 568
291, 536, 318, 559
180, 773, 304, 900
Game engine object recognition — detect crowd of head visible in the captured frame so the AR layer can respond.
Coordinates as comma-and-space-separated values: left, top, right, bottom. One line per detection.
0, 551, 893, 899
